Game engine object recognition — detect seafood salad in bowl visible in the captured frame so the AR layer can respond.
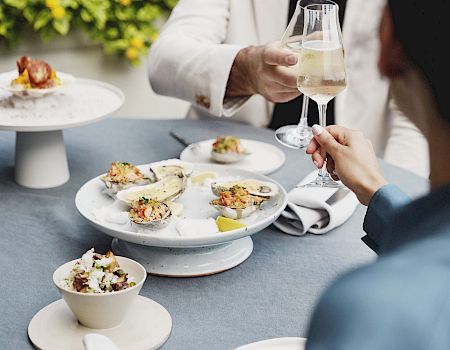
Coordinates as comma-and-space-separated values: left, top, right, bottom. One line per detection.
53, 248, 146, 329
58, 248, 136, 293
211, 136, 250, 164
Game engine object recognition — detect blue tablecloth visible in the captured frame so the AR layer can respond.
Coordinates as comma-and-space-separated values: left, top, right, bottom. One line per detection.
0, 118, 428, 349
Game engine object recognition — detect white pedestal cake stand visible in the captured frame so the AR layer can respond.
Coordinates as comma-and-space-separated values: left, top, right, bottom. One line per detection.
111, 236, 254, 277
75, 163, 288, 277
0, 75, 124, 189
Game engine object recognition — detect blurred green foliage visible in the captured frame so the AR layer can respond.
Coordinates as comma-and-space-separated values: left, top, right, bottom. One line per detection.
0, 0, 177, 66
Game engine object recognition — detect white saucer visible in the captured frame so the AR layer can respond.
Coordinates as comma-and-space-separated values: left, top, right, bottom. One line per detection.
235, 337, 307, 350
180, 139, 286, 175
28, 296, 172, 350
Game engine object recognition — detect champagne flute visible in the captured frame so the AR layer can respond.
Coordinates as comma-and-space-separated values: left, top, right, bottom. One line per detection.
275, 0, 338, 150
297, 2, 346, 187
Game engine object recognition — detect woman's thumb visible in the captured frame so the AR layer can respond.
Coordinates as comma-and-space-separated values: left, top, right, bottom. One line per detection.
311, 124, 341, 156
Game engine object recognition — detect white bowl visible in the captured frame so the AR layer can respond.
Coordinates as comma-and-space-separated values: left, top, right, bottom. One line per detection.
53, 256, 147, 329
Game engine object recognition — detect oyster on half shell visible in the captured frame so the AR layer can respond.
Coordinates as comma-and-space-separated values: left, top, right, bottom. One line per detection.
116, 175, 186, 205
129, 197, 172, 229
211, 179, 279, 198
100, 162, 151, 197
210, 136, 250, 164
148, 159, 193, 182
211, 185, 267, 219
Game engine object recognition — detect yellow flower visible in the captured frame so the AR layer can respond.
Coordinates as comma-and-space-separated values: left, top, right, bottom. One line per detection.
45, 0, 59, 9
130, 37, 144, 49
126, 47, 139, 61
51, 6, 66, 20
120, 0, 132, 6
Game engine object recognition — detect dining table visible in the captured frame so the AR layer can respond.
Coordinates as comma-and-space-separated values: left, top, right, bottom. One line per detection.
0, 118, 429, 350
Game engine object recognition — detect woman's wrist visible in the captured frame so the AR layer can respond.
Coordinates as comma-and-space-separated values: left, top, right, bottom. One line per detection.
357, 176, 389, 206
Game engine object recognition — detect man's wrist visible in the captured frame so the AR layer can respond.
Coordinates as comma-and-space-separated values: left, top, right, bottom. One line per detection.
225, 46, 258, 98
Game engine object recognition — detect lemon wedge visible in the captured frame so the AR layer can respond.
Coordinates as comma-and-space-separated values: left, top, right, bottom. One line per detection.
191, 171, 217, 186
216, 216, 246, 232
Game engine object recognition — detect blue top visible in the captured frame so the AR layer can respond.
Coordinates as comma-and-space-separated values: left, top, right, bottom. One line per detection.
306, 183, 450, 350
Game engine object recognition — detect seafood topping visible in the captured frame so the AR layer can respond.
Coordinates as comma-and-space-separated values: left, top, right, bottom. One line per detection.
61, 249, 136, 294
102, 162, 148, 185
129, 197, 172, 225
212, 185, 266, 209
212, 136, 246, 154
12, 56, 59, 89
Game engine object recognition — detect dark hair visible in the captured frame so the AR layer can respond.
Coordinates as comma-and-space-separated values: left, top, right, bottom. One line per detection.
388, 0, 450, 122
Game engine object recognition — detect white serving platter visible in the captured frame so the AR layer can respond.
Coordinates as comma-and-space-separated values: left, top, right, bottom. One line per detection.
75, 162, 288, 276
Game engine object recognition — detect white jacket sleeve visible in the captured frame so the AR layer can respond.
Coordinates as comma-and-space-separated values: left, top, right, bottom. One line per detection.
383, 97, 430, 178
147, 0, 247, 117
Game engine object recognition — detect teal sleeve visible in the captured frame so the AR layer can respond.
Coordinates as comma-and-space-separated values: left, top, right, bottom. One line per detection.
362, 184, 411, 254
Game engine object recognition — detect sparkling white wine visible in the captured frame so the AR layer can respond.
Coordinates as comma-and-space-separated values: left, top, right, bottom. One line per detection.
297, 40, 346, 104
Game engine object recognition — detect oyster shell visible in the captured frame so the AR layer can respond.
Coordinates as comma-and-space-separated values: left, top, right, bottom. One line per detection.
211, 179, 279, 197
212, 205, 257, 220
211, 185, 267, 219
129, 197, 172, 229
148, 159, 193, 182
100, 162, 151, 197
210, 150, 249, 164
116, 175, 186, 205
210, 136, 249, 164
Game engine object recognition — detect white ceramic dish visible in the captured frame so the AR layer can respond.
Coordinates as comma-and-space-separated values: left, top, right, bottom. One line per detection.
235, 337, 307, 350
28, 295, 172, 350
0, 70, 75, 98
53, 256, 146, 329
75, 162, 288, 249
180, 139, 286, 175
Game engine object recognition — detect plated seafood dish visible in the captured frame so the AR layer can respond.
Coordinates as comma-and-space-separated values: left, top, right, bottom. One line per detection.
58, 248, 136, 293
211, 135, 250, 164
81, 159, 285, 240
11, 56, 61, 90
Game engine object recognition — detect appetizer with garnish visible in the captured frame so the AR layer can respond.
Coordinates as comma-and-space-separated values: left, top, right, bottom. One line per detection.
129, 196, 172, 228
101, 161, 151, 196
60, 249, 136, 293
211, 136, 250, 163
211, 185, 267, 219
11, 56, 61, 89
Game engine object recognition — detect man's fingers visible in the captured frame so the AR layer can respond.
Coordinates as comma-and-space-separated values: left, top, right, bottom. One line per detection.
268, 66, 298, 88
263, 46, 298, 66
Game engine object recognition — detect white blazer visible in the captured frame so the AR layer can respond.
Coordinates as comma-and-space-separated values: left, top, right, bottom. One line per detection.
148, 0, 429, 177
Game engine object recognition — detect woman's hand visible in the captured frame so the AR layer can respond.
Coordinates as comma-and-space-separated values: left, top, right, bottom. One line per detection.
306, 125, 388, 205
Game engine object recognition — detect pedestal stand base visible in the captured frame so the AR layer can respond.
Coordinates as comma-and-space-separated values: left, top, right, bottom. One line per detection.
15, 130, 69, 188
112, 237, 254, 277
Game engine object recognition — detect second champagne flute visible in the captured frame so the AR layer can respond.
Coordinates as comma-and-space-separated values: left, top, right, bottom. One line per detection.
297, 2, 346, 187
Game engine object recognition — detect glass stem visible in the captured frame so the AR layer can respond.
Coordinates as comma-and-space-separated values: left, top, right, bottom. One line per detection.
296, 95, 309, 137
318, 102, 327, 177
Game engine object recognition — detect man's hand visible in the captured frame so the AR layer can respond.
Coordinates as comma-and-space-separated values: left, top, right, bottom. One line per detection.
226, 42, 301, 103
306, 125, 388, 205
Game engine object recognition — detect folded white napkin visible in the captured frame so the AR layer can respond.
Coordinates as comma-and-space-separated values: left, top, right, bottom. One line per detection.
274, 171, 359, 236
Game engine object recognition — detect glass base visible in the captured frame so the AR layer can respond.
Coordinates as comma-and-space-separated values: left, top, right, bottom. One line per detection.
275, 125, 312, 149
298, 171, 343, 188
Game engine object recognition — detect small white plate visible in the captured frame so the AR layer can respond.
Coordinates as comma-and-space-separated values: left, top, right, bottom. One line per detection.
0, 70, 75, 98
235, 337, 307, 350
28, 296, 172, 350
180, 139, 286, 175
